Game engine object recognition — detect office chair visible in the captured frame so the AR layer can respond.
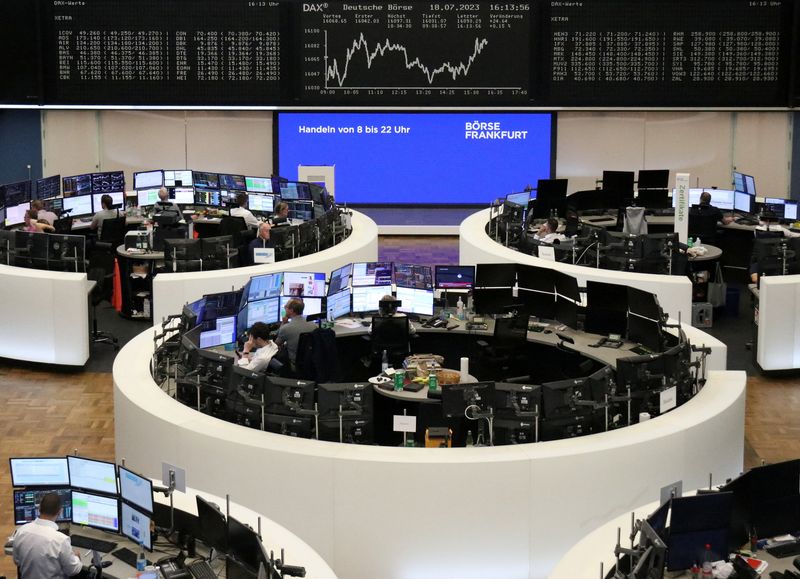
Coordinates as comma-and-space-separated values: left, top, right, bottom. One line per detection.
623, 206, 648, 235
476, 316, 529, 380
688, 211, 720, 245
164, 238, 202, 272
271, 225, 299, 261
297, 220, 319, 256
296, 328, 342, 383
96, 215, 127, 251
370, 316, 410, 369
200, 235, 236, 270
218, 216, 248, 266
754, 228, 785, 240
53, 215, 73, 233
86, 250, 119, 350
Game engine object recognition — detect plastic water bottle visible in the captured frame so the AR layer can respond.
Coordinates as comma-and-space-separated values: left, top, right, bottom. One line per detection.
465, 430, 474, 447
701, 543, 713, 577
136, 543, 146, 571
456, 296, 465, 320
381, 350, 388, 372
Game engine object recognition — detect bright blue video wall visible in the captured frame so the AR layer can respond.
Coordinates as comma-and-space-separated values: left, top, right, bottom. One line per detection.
277, 112, 553, 205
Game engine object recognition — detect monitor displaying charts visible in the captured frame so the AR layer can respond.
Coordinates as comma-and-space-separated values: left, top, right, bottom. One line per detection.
352, 286, 389, 313
91, 191, 124, 212
6, 202, 30, 226
71, 490, 120, 532
14, 488, 72, 524
326, 289, 351, 320
137, 188, 161, 207
121, 502, 152, 550
67, 456, 117, 495
248, 273, 283, 302
164, 170, 193, 188
199, 315, 237, 348
328, 263, 353, 295
248, 193, 275, 213
396, 286, 434, 316
118, 465, 154, 513
172, 187, 195, 204
245, 176, 273, 193
244, 297, 281, 327
134, 170, 163, 190
352, 262, 393, 286
10, 457, 70, 487
62, 195, 93, 217
283, 272, 326, 298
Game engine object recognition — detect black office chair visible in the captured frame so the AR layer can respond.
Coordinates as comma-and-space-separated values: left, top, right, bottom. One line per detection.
476, 316, 529, 380
371, 316, 410, 369
218, 216, 248, 266
87, 250, 119, 350
688, 210, 720, 245
271, 225, 299, 261
297, 221, 318, 256
96, 215, 127, 251
296, 328, 342, 382
53, 216, 73, 233
200, 235, 236, 270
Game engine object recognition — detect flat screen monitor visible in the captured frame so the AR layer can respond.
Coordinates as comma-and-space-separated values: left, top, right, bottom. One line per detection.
121, 502, 152, 550
134, 170, 163, 190
244, 297, 281, 328
194, 188, 222, 207
14, 488, 72, 524
248, 273, 283, 301
734, 191, 753, 213
62, 195, 93, 218
757, 201, 785, 220
1, 180, 31, 206
91, 171, 125, 193
352, 262, 393, 286
628, 287, 660, 320
280, 181, 312, 201
172, 187, 195, 204
585, 281, 629, 337
280, 296, 322, 319
67, 456, 117, 495
475, 263, 516, 288
163, 170, 193, 188
219, 174, 246, 191
435, 265, 475, 290
745, 175, 757, 197
678, 188, 735, 211
6, 202, 30, 226
666, 493, 733, 571
784, 201, 798, 221
137, 188, 160, 207
10, 457, 70, 487
326, 289, 351, 320
42, 197, 64, 214
287, 201, 313, 221
394, 264, 433, 290
506, 191, 530, 207
245, 176, 273, 194
352, 285, 388, 313
328, 263, 353, 295
193, 171, 219, 189
627, 313, 663, 353
196, 495, 228, 553
118, 465, 154, 513
35, 175, 61, 200
71, 490, 120, 532
733, 171, 746, 193
637, 169, 669, 190
395, 287, 434, 316
442, 382, 495, 418
62, 174, 93, 197
248, 193, 274, 213
92, 191, 124, 212
199, 315, 237, 348
228, 516, 263, 571
282, 272, 326, 297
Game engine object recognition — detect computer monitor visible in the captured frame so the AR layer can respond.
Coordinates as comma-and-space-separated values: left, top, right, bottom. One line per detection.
2, 180, 32, 206
506, 191, 530, 207
317, 382, 372, 419
441, 382, 495, 418
784, 201, 798, 221
137, 188, 160, 207
283, 272, 326, 297
6, 202, 30, 226
71, 490, 120, 532
118, 465, 154, 513
585, 281, 629, 337
666, 493, 733, 571
279, 181, 312, 201
395, 287, 434, 316
91, 191, 124, 211
733, 171, 746, 193
263, 413, 315, 438
228, 516, 263, 571
193, 171, 219, 189
533, 179, 568, 218
62, 195, 93, 217
627, 313, 663, 353
134, 170, 163, 190
628, 287, 661, 321
199, 315, 237, 348
245, 176, 272, 194
91, 171, 125, 193
172, 187, 195, 204
435, 265, 475, 290
242, 297, 281, 331
10, 457, 70, 487
734, 190, 753, 213
326, 289, 351, 320
121, 502, 153, 550
328, 263, 353, 295
280, 296, 323, 319
62, 174, 93, 197
756, 201, 785, 220
163, 170, 193, 188
637, 169, 669, 190
35, 175, 61, 200
218, 174, 246, 191
248, 273, 283, 301
540, 378, 603, 440
248, 193, 275, 213
352, 262, 393, 286
352, 286, 388, 314
745, 175, 757, 197
636, 188, 671, 209
394, 264, 433, 290
14, 488, 72, 524
196, 495, 228, 553
194, 188, 222, 207
493, 382, 541, 415
42, 197, 64, 215
475, 263, 516, 288
517, 263, 555, 294
202, 290, 242, 320
67, 456, 117, 495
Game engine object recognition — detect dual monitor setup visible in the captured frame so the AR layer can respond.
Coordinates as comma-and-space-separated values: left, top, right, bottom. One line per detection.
0, 228, 86, 272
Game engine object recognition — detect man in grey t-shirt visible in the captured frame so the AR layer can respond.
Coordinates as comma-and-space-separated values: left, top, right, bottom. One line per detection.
276, 298, 317, 371
90, 194, 123, 237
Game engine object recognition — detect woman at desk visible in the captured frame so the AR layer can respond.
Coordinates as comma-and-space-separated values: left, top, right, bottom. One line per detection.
23, 209, 54, 233
270, 202, 290, 226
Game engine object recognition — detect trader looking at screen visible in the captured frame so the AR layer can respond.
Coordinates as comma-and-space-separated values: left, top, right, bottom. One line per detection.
231, 192, 260, 229
693, 191, 734, 225
90, 194, 122, 237
12, 492, 83, 579
271, 202, 290, 226
533, 217, 566, 244
276, 298, 318, 371
237, 322, 279, 372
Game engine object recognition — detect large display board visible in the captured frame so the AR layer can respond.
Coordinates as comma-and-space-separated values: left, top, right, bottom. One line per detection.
277, 112, 553, 204
1, 0, 798, 107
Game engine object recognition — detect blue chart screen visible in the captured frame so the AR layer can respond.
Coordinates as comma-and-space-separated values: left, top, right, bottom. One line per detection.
278, 113, 553, 205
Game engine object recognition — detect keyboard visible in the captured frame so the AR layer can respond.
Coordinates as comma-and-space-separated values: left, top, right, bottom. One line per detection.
766, 540, 800, 558
69, 534, 118, 552
188, 560, 218, 579
112, 547, 151, 568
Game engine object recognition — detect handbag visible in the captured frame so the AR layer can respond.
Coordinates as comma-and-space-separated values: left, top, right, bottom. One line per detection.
707, 263, 727, 308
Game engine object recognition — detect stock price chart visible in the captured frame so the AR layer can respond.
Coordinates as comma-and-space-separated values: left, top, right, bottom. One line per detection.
299, 2, 533, 104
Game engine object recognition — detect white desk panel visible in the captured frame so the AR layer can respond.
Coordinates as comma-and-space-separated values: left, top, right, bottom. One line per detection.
757, 274, 800, 370
152, 210, 378, 324
115, 327, 744, 579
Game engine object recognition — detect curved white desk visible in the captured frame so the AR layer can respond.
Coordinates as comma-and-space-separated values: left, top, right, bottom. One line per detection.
757, 274, 800, 370
0, 264, 92, 365
152, 210, 379, 323
115, 327, 744, 579
460, 209, 693, 325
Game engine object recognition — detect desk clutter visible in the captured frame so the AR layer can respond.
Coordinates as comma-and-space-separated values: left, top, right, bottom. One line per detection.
148, 260, 712, 447
602, 459, 800, 579
6, 455, 306, 578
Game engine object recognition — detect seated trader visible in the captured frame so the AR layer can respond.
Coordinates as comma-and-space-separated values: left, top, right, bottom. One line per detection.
23, 210, 55, 233
230, 192, 260, 229
90, 193, 123, 237
276, 298, 318, 371
30, 200, 58, 226
533, 217, 566, 244
754, 213, 800, 238
692, 191, 734, 225
371, 295, 416, 335
12, 492, 83, 578
237, 321, 279, 373
271, 201, 290, 226
249, 221, 274, 260
155, 186, 182, 213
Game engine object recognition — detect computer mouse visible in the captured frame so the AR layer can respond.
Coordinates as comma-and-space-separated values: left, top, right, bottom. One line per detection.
543, 329, 552, 334
360, 320, 370, 327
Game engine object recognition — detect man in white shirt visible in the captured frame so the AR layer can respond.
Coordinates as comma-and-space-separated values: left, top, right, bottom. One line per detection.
31, 200, 58, 226
237, 321, 279, 373
230, 192, 260, 229
533, 217, 566, 244
12, 492, 83, 579
90, 194, 123, 238
155, 186, 182, 214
